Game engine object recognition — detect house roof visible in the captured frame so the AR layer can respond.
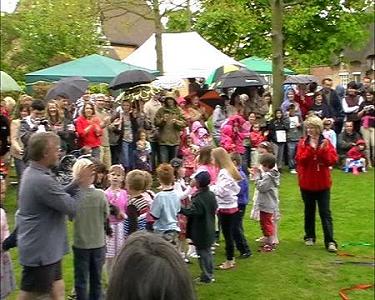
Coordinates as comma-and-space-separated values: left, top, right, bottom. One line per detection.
101, 1, 155, 47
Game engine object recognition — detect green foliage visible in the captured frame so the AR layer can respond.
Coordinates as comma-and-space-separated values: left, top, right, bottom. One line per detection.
1, 0, 100, 82
166, 10, 192, 32
89, 83, 110, 94
170, 0, 373, 70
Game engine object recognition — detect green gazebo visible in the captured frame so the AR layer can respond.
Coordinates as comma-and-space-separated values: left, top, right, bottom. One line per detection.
25, 54, 159, 85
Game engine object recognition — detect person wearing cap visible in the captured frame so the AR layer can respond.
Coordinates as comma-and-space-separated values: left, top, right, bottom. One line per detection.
181, 171, 217, 284
154, 92, 187, 164
344, 139, 367, 173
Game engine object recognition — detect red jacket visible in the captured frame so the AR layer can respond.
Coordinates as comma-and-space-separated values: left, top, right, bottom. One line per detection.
347, 146, 365, 160
75, 115, 103, 148
296, 136, 338, 191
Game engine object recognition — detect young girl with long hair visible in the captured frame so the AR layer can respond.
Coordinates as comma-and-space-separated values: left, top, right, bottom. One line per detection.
210, 147, 241, 270
104, 165, 128, 276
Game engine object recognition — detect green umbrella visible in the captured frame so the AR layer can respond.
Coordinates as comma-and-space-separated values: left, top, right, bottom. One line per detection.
239, 57, 295, 75
0, 71, 21, 92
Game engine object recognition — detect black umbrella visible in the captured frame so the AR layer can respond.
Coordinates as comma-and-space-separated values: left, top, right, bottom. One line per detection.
213, 69, 267, 89
283, 75, 318, 85
45, 77, 89, 102
109, 70, 156, 90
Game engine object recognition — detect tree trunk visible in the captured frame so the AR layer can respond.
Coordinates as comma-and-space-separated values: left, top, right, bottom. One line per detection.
186, 0, 192, 31
270, 0, 284, 111
152, 0, 163, 74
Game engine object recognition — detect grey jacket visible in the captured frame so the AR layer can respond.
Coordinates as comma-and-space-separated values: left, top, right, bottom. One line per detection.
255, 169, 280, 214
17, 162, 82, 267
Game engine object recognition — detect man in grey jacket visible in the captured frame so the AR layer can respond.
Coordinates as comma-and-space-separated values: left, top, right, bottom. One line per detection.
17, 132, 94, 300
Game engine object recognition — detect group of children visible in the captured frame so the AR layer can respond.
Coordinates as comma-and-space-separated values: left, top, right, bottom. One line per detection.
0, 142, 282, 298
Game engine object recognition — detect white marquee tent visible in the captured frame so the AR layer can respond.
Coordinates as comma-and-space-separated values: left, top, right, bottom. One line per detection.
123, 32, 242, 79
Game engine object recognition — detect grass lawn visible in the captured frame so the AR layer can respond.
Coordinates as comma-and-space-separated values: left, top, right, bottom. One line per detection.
3, 169, 374, 300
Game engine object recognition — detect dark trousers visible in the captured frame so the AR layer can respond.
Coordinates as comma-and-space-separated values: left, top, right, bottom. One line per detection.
219, 212, 238, 261
241, 146, 251, 175
150, 141, 159, 170
159, 145, 178, 163
301, 189, 336, 248
110, 144, 121, 165
73, 246, 105, 300
232, 204, 251, 255
196, 247, 214, 282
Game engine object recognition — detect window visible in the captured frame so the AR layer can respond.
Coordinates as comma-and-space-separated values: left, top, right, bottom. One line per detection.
352, 72, 361, 83
339, 72, 349, 88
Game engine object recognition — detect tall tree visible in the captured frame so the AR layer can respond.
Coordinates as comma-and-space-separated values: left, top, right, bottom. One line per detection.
1, 0, 100, 82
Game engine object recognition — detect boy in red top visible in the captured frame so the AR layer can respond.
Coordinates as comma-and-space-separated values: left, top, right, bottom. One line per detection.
345, 139, 367, 173
295, 116, 338, 252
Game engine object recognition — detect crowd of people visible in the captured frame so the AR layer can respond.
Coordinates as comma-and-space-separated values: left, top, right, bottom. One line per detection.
0, 75, 374, 299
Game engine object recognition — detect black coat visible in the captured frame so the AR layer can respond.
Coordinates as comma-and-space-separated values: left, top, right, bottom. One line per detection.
181, 187, 217, 249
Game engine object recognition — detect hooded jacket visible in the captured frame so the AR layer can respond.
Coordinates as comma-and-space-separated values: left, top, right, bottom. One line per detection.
154, 100, 187, 146
254, 169, 280, 213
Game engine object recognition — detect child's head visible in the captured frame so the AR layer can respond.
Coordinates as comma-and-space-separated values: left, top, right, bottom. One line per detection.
248, 112, 257, 124
323, 118, 333, 130
143, 171, 153, 190
252, 123, 261, 132
314, 91, 325, 104
211, 147, 242, 181
156, 163, 175, 186
356, 139, 366, 151
259, 153, 276, 171
72, 158, 95, 186
138, 129, 147, 141
230, 152, 242, 168
194, 171, 211, 188
288, 104, 296, 115
257, 141, 274, 155
108, 164, 125, 187
275, 109, 283, 119
170, 158, 185, 179
94, 161, 109, 185
198, 146, 213, 165
126, 170, 146, 193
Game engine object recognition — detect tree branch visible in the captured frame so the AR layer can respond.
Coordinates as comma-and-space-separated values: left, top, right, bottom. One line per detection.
283, 0, 305, 7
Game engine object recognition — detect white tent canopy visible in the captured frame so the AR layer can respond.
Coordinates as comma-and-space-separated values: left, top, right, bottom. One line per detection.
123, 32, 242, 79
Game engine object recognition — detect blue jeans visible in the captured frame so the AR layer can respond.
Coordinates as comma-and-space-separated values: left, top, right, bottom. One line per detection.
121, 141, 135, 170
150, 141, 159, 170
287, 141, 298, 169
73, 246, 105, 300
159, 145, 178, 164
91, 147, 101, 160
14, 157, 26, 180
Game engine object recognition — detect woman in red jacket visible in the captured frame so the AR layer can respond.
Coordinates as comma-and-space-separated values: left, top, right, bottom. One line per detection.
75, 102, 103, 159
295, 116, 338, 252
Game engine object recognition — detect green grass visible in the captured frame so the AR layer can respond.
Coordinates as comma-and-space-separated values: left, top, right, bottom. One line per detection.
3, 169, 375, 300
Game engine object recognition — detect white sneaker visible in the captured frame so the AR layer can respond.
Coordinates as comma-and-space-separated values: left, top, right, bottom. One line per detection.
305, 238, 314, 246
327, 242, 337, 252
290, 169, 297, 174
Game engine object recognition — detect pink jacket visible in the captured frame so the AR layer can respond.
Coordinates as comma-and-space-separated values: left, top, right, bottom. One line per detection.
105, 188, 128, 224
220, 115, 250, 154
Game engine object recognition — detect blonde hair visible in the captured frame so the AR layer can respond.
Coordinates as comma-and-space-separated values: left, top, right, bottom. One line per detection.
126, 170, 146, 192
72, 158, 94, 179
304, 115, 323, 133
211, 147, 242, 181
109, 164, 125, 177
